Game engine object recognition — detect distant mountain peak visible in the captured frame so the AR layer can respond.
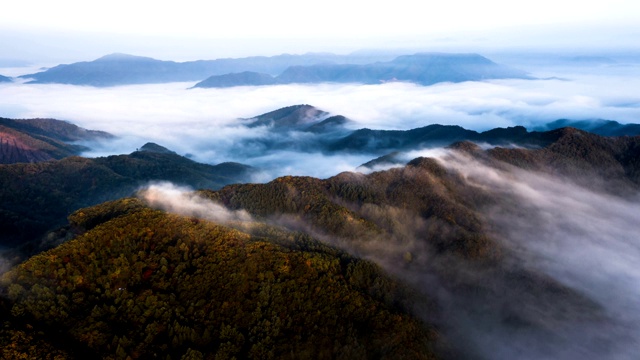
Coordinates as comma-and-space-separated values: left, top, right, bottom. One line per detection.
246, 104, 330, 129
138, 142, 176, 154
96, 53, 155, 62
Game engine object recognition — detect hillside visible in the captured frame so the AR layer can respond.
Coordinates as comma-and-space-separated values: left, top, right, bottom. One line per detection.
195, 53, 531, 88
0, 74, 11, 82
0, 145, 255, 249
0, 117, 112, 164
0, 198, 437, 359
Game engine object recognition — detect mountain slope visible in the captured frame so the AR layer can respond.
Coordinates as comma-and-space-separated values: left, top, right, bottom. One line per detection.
196, 130, 639, 358
0, 198, 437, 359
0, 146, 255, 249
0, 117, 112, 164
2, 128, 637, 359
0, 74, 11, 82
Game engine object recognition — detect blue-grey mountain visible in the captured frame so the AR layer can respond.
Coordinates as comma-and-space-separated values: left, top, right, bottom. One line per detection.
19, 52, 397, 86
194, 53, 531, 88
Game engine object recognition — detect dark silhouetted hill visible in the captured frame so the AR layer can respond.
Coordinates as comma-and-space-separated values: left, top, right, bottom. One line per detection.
138, 142, 176, 154
0, 146, 255, 248
535, 119, 640, 136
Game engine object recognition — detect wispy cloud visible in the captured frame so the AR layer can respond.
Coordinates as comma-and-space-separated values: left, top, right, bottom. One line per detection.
417, 149, 640, 359
138, 182, 252, 224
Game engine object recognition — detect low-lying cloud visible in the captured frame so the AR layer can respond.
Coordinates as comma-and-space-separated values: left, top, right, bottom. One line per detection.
420, 150, 640, 360
138, 182, 252, 224
0, 62, 639, 180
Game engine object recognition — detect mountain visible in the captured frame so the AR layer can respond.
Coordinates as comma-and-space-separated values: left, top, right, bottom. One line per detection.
191, 71, 277, 88
535, 119, 640, 136
245, 104, 330, 130
278, 53, 531, 85
0, 74, 11, 82
1, 126, 638, 359
19, 52, 398, 86
226, 105, 640, 163
0, 145, 256, 249
0, 198, 437, 359
138, 141, 177, 154
0, 117, 113, 164
194, 53, 532, 88
305, 115, 351, 134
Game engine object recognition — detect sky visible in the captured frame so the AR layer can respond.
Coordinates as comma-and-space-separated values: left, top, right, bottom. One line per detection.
1, 0, 640, 62
1, 0, 639, 179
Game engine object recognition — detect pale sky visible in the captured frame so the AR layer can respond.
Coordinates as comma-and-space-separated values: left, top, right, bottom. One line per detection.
1, 0, 639, 61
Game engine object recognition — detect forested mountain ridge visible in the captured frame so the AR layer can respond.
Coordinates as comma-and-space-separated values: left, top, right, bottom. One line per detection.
0, 198, 438, 359
0, 146, 256, 249
1, 126, 638, 358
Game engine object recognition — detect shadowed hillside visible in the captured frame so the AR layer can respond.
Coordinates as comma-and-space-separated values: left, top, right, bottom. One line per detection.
0, 145, 255, 249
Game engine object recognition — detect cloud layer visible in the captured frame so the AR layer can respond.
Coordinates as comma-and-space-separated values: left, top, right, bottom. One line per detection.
1, 63, 639, 180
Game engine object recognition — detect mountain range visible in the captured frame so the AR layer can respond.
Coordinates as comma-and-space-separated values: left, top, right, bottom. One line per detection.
2, 107, 639, 254
230, 105, 640, 159
18, 52, 397, 86
534, 118, 640, 136
1, 103, 639, 359
19, 52, 530, 87
0, 74, 11, 82
194, 53, 531, 88
2, 122, 638, 358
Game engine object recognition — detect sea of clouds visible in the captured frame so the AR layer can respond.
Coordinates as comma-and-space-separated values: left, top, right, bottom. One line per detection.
1, 63, 639, 180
